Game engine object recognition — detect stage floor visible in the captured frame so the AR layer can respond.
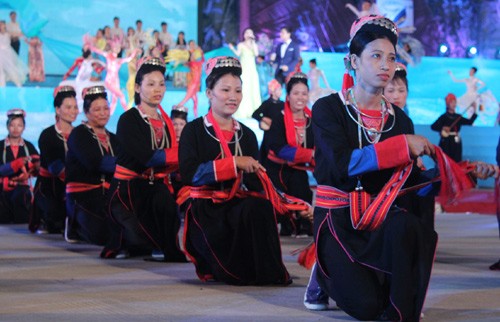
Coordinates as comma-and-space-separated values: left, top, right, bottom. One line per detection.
1, 212, 500, 321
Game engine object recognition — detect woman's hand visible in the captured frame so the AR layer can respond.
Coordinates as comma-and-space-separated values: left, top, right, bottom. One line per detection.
471, 162, 499, 180
259, 117, 272, 131
298, 207, 314, 222
406, 135, 435, 159
235, 156, 266, 173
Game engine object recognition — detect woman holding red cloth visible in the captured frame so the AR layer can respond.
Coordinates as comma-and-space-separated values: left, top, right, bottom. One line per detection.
0, 109, 39, 224
311, 15, 497, 321
178, 56, 291, 285
101, 56, 185, 261
260, 72, 314, 237
65, 86, 120, 245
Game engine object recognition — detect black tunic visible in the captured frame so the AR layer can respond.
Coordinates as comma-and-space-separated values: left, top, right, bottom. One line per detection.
102, 108, 185, 261
431, 111, 477, 162
312, 93, 437, 321
65, 124, 120, 245
261, 111, 314, 235
0, 139, 38, 223
31, 125, 68, 233
179, 116, 291, 285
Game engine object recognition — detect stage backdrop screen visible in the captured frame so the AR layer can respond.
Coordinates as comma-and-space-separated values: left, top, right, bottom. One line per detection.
0, 0, 198, 75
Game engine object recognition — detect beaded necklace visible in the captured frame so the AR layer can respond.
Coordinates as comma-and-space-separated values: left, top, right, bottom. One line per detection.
345, 88, 395, 145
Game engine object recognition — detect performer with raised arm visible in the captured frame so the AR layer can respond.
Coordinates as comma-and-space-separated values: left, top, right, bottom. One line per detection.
431, 93, 477, 162
89, 36, 139, 114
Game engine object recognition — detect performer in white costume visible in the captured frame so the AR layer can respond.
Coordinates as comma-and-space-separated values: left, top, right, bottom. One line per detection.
448, 67, 498, 126
307, 59, 335, 105
0, 20, 27, 87
229, 28, 261, 118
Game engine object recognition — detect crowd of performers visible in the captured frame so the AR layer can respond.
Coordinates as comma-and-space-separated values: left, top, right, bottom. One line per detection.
2, 15, 500, 322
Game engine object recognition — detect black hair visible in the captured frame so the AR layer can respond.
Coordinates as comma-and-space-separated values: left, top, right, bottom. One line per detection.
170, 109, 188, 121
136, 20, 142, 24
205, 68, 242, 90
471, 67, 478, 74
134, 64, 166, 105
391, 69, 409, 91
6, 115, 25, 127
309, 58, 317, 65
82, 48, 91, 58
286, 76, 309, 94
349, 31, 396, 57
83, 92, 108, 114
54, 90, 77, 108
113, 16, 119, 20
161, 22, 167, 26
281, 26, 292, 34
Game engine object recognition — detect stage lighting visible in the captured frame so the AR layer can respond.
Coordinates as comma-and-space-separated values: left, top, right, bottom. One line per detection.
438, 43, 449, 57
466, 46, 477, 58
495, 48, 500, 60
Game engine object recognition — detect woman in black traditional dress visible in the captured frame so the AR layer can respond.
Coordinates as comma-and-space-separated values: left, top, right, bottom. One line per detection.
178, 56, 291, 285
311, 15, 496, 321
0, 109, 39, 223
101, 56, 185, 261
65, 85, 120, 245
431, 93, 477, 162
31, 86, 78, 233
260, 72, 314, 237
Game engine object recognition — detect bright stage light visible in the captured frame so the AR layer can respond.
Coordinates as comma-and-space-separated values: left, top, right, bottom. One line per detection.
438, 43, 449, 57
466, 46, 477, 58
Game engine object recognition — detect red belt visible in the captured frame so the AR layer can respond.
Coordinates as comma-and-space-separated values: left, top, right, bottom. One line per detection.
66, 181, 110, 193
316, 162, 413, 231
267, 150, 314, 171
39, 166, 65, 181
114, 165, 168, 181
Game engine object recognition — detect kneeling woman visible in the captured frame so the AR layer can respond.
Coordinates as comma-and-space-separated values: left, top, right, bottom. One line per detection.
102, 56, 185, 261
0, 109, 39, 223
65, 86, 120, 244
179, 56, 291, 285
261, 72, 315, 236
31, 86, 78, 233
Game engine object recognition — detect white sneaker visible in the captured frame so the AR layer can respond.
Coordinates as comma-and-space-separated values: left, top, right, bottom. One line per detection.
64, 217, 79, 244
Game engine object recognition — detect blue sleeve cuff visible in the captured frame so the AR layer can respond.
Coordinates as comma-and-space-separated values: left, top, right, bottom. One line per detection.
277, 146, 297, 162
145, 150, 166, 168
348, 145, 378, 176
98, 156, 117, 173
0, 164, 15, 177
192, 161, 216, 186
48, 159, 65, 176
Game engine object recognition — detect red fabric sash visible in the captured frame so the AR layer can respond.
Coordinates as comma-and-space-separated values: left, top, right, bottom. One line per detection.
316, 162, 413, 231
176, 169, 311, 216
283, 100, 311, 147
315, 144, 477, 230
157, 104, 178, 149
206, 110, 233, 158
434, 146, 475, 204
